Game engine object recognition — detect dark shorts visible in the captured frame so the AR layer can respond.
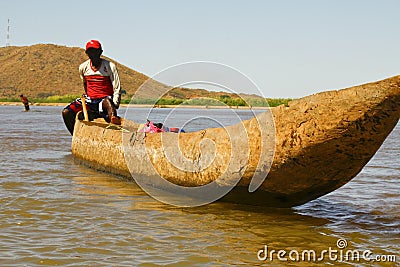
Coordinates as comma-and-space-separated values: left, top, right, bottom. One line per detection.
64, 96, 108, 114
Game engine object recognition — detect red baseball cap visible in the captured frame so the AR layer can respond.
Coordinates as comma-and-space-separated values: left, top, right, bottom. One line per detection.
85, 40, 102, 50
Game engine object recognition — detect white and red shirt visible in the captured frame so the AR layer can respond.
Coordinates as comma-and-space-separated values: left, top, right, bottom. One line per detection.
79, 59, 121, 105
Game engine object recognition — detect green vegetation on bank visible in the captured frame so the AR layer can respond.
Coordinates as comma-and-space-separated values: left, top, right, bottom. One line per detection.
126, 96, 293, 107
0, 95, 293, 107
0, 94, 80, 104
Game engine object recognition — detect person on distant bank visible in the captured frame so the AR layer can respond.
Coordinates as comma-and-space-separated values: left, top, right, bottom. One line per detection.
62, 40, 122, 135
19, 94, 30, 111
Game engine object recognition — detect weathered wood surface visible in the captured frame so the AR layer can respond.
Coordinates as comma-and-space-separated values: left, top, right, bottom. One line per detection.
72, 75, 400, 207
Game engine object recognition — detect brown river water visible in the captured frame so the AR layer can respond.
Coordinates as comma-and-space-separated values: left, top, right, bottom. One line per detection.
0, 105, 399, 266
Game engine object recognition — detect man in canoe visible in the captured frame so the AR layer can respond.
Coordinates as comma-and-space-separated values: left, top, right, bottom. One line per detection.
62, 39, 122, 135
19, 94, 30, 111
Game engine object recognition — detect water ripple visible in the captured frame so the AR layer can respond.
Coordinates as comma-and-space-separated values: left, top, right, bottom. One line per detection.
0, 106, 398, 266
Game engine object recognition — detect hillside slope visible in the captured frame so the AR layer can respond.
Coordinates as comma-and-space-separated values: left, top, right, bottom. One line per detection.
0, 44, 155, 98
0, 44, 266, 105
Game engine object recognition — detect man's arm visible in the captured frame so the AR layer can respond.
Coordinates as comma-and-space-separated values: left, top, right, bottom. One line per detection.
83, 80, 87, 94
79, 62, 88, 95
110, 62, 121, 108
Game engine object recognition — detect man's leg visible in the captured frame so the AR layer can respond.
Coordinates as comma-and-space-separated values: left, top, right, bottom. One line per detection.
62, 109, 76, 135
102, 97, 121, 125
62, 99, 83, 135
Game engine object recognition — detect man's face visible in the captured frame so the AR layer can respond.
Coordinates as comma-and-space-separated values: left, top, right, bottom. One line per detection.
86, 48, 102, 61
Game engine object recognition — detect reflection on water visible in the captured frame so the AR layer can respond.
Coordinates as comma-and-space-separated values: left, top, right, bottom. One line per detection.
0, 105, 398, 266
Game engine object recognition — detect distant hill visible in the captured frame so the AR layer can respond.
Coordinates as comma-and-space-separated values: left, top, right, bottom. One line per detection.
0, 44, 156, 98
0, 44, 266, 104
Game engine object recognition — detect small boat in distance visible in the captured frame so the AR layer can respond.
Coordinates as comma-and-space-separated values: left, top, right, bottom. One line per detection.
71, 75, 400, 207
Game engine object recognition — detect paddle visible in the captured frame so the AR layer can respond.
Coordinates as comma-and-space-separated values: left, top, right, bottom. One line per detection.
81, 95, 89, 122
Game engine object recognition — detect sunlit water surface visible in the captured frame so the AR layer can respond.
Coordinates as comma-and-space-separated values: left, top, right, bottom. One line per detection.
0, 105, 398, 266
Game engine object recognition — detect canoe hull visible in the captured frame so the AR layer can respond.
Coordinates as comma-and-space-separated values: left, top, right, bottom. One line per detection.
72, 75, 400, 207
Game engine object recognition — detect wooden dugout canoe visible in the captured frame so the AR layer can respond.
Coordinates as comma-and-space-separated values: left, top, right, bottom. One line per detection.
71, 75, 400, 207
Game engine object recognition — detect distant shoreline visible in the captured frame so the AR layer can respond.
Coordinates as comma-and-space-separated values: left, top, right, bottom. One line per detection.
0, 101, 270, 110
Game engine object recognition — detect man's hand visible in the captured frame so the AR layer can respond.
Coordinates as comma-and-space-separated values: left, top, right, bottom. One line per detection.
113, 94, 121, 109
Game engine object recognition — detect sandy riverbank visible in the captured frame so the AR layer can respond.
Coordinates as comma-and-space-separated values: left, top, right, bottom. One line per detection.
0, 102, 67, 107
0, 102, 270, 110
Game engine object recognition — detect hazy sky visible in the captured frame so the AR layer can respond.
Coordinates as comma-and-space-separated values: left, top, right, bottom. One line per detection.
1, 0, 399, 98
